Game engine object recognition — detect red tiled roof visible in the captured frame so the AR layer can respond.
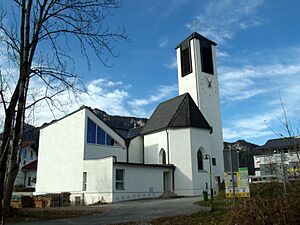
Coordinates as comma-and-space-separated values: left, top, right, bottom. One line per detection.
22, 160, 37, 170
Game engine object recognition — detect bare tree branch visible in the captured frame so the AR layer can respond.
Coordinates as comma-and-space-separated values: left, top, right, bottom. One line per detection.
0, 1, 127, 223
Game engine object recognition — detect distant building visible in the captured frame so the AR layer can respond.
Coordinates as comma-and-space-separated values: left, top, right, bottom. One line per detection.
14, 125, 39, 190
0, 124, 39, 190
14, 141, 38, 190
253, 137, 300, 178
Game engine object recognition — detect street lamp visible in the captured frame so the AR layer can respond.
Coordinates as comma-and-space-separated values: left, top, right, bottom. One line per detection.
203, 153, 213, 211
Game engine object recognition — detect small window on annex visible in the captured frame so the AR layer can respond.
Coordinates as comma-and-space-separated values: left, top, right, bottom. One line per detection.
83, 172, 87, 191
197, 150, 203, 170
180, 41, 192, 77
115, 169, 124, 190
159, 149, 167, 164
212, 158, 217, 166
200, 39, 214, 75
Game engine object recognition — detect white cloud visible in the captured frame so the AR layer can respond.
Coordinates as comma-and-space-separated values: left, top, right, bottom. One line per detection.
130, 84, 177, 107
158, 36, 169, 48
219, 62, 300, 103
217, 50, 230, 58
129, 84, 177, 116
1, 75, 178, 127
223, 127, 273, 140
164, 57, 177, 69
222, 67, 300, 142
23, 77, 132, 126
188, 0, 265, 43
220, 44, 300, 143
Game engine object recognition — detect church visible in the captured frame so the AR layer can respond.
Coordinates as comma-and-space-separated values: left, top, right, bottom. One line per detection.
35, 32, 225, 204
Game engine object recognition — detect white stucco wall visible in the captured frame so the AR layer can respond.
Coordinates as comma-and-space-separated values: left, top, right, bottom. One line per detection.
82, 157, 114, 204
84, 110, 127, 162
167, 127, 223, 196
113, 164, 173, 202
128, 136, 143, 163
168, 128, 193, 195
189, 127, 221, 194
36, 109, 86, 193
144, 130, 168, 164
75, 157, 173, 204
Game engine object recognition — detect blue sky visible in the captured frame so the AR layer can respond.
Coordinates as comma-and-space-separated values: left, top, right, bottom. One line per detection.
1, 0, 300, 145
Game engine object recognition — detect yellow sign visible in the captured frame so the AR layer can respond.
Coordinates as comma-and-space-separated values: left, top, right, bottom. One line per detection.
225, 167, 250, 198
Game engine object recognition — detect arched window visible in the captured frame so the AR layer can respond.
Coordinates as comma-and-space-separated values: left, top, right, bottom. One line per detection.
197, 149, 203, 170
159, 149, 166, 164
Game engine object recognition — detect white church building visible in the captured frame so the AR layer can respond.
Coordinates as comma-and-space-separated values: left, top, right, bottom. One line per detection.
35, 32, 225, 204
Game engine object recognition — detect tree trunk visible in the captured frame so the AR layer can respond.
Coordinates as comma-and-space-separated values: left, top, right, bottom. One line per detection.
3, 146, 21, 217
0, 107, 18, 225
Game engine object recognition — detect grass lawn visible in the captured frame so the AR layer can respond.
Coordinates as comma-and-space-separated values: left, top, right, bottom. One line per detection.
149, 180, 300, 225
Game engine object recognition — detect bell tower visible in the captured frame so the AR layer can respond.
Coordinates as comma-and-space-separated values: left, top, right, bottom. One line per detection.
176, 32, 222, 132
176, 32, 224, 178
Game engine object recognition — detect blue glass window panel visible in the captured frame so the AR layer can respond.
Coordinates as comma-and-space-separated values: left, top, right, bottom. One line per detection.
97, 126, 106, 145
87, 118, 96, 144
106, 134, 114, 146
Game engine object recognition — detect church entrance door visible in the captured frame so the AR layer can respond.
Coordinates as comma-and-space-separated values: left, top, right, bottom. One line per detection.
163, 172, 172, 192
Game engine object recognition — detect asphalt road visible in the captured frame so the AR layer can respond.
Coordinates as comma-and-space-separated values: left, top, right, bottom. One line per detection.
8, 196, 208, 225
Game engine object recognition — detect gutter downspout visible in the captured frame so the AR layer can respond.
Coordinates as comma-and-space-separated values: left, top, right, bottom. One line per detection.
172, 167, 175, 192
166, 129, 170, 164
142, 135, 145, 164
125, 139, 130, 163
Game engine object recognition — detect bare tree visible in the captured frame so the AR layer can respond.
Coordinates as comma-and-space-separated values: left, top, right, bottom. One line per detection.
0, 1, 127, 224
265, 94, 300, 184
263, 155, 277, 176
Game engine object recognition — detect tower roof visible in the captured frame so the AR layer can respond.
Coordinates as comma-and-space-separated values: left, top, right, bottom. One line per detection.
175, 32, 217, 49
141, 93, 211, 135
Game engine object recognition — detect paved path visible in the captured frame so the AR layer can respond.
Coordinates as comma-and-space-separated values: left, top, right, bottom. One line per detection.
9, 197, 208, 225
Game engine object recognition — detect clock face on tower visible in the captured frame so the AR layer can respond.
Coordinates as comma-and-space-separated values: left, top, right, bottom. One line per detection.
205, 76, 212, 88
204, 75, 217, 96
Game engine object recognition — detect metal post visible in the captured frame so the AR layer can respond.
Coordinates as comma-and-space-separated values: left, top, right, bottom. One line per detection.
204, 154, 214, 211
229, 146, 236, 206
280, 150, 287, 195
209, 156, 213, 211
